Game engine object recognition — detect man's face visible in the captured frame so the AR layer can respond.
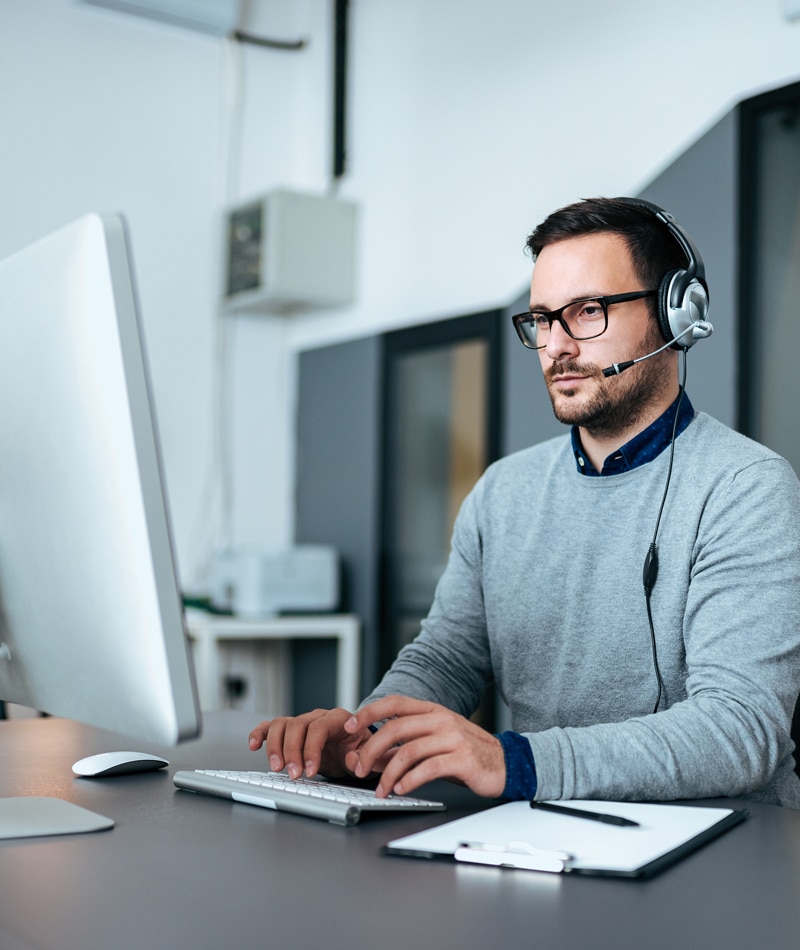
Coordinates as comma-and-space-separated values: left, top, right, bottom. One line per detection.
531, 232, 675, 439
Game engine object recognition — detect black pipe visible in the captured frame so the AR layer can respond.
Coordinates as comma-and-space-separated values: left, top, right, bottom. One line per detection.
333, 0, 349, 180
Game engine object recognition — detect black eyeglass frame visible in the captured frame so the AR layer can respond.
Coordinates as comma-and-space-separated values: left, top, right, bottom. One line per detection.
512, 290, 657, 350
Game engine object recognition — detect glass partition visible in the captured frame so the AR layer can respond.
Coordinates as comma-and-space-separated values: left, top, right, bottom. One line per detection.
380, 311, 502, 713
739, 80, 800, 475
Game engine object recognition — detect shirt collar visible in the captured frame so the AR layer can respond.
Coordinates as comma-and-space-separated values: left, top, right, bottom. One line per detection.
571, 391, 695, 476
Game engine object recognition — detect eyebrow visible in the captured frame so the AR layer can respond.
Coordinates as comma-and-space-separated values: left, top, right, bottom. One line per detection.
527, 293, 604, 312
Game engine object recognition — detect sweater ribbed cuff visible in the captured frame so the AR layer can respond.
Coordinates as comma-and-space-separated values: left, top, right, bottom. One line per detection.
497, 730, 538, 800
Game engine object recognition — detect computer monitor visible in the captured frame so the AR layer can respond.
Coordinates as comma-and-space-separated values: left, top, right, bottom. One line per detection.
0, 213, 201, 748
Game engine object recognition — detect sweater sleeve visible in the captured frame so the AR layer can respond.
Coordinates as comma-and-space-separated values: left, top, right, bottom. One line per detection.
527, 455, 800, 806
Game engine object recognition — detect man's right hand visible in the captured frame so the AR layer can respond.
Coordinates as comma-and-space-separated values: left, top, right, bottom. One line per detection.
248, 708, 369, 780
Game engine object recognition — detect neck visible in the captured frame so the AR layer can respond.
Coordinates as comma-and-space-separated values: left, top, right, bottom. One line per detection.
578, 382, 680, 473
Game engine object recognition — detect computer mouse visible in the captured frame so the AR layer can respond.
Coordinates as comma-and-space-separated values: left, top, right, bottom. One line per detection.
72, 751, 170, 777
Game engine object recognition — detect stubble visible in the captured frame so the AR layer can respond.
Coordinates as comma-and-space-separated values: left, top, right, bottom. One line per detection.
544, 323, 674, 441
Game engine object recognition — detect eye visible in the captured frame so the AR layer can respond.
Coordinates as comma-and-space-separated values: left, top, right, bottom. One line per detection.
531, 313, 550, 329
575, 300, 604, 321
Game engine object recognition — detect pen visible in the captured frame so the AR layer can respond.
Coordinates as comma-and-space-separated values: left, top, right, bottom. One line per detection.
530, 801, 640, 827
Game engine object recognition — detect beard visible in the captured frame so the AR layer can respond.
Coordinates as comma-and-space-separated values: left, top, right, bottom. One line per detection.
544, 323, 674, 439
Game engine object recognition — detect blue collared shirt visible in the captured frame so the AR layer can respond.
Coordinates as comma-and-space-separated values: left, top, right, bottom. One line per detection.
497, 391, 696, 800
571, 390, 695, 476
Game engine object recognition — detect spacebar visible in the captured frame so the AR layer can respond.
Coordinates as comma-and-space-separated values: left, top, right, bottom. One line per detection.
231, 788, 360, 826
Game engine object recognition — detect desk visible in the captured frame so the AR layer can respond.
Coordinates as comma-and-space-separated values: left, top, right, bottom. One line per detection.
186, 610, 360, 713
1, 714, 800, 950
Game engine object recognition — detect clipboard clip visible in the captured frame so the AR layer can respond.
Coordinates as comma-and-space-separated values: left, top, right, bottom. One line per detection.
455, 840, 573, 874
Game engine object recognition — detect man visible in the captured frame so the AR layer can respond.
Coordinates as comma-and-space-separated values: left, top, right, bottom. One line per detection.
249, 197, 800, 806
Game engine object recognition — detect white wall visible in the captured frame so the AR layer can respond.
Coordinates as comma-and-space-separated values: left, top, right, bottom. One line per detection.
292, 0, 800, 351
1, 0, 799, 592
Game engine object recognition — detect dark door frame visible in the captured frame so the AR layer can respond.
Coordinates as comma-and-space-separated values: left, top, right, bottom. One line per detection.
378, 308, 504, 678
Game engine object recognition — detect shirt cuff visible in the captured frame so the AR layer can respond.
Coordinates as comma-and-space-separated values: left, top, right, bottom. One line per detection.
496, 731, 538, 800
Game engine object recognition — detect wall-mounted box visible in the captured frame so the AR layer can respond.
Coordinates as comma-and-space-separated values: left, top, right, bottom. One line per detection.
223, 189, 357, 314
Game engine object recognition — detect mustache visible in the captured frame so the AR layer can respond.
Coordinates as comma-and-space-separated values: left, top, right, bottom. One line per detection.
545, 360, 603, 383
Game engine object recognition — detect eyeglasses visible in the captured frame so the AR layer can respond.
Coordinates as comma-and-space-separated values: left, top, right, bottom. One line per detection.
512, 290, 657, 350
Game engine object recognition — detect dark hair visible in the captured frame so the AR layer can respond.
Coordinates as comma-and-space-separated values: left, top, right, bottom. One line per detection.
526, 197, 687, 295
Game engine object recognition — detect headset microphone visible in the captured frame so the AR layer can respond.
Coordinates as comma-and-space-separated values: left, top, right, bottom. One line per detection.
602, 320, 714, 377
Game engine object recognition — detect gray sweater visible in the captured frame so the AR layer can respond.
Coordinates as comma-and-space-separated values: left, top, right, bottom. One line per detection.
367, 412, 800, 807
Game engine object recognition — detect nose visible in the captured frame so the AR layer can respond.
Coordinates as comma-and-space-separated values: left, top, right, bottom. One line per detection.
543, 317, 580, 362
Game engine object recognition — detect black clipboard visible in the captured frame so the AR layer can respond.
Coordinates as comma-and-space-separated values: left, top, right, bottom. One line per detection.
384, 800, 748, 878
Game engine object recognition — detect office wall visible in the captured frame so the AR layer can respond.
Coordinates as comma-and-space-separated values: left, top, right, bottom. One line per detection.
1, 1, 799, 595
289, 0, 800, 352
294, 335, 382, 702
0, 0, 329, 588
0, 1, 221, 588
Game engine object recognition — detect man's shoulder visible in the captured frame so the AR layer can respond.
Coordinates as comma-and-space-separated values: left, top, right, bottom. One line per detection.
458, 434, 572, 527
680, 413, 800, 505
476, 434, 572, 495
492, 433, 571, 471
686, 412, 790, 466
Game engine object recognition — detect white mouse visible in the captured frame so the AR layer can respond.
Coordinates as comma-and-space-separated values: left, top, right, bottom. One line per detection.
72, 750, 169, 777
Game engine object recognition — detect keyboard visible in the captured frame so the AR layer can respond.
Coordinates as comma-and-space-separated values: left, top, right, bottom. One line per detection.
173, 769, 446, 826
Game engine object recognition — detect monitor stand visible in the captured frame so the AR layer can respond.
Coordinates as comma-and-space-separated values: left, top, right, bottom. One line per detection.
0, 797, 114, 839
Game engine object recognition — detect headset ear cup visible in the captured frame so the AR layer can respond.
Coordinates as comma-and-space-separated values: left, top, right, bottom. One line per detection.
657, 269, 682, 344
618, 196, 711, 349
662, 271, 709, 349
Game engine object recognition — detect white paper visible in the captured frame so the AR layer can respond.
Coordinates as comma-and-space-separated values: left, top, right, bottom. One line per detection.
386, 800, 737, 874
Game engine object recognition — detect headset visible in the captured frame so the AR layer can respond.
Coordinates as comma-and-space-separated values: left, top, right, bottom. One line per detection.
617, 196, 711, 350
612, 198, 712, 713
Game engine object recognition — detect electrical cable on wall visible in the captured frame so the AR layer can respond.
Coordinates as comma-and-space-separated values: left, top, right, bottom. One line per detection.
186, 4, 350, 593
231, 30, 306, 51
186, 35, 245, 590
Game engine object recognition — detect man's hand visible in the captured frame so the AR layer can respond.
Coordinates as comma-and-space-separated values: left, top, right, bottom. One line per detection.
248, 708, 370, 780
343, 695, 506, 799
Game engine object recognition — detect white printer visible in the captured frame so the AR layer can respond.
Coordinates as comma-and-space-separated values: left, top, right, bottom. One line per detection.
207, 546, 339, 617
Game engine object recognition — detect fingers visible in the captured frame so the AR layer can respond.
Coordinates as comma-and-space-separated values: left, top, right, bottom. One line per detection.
249, 716, 294, 772
345, 697, 506, 799
343, 741, 398, 780
248, 708, 356, 780
349, 707, 444, 784
345, 694, 434, 733
248, 721, 271, 751
371, 733, 445, 797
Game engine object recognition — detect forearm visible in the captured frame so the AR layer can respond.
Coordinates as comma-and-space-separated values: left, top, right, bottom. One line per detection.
527, 692, 798, 804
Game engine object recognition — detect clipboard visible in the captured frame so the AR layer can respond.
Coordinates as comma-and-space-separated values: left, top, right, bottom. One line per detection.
384, 800, 748, 878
